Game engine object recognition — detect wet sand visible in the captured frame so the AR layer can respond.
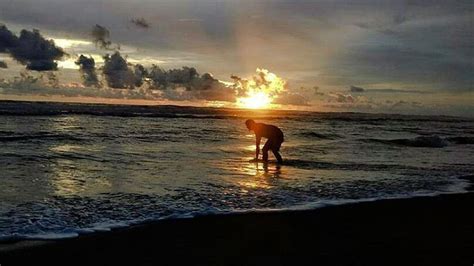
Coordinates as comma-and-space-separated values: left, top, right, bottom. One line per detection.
1, 192, 473, 266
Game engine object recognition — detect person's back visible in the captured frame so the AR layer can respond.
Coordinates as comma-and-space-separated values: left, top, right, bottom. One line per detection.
252, 123, 284, 143
245, 119, 284, 163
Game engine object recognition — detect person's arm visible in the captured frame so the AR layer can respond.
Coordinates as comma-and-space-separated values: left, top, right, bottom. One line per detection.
255, 134, 261, 159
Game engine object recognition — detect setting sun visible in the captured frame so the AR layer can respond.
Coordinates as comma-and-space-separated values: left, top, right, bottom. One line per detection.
234, 68, 286, 109
237, 91, 272, 109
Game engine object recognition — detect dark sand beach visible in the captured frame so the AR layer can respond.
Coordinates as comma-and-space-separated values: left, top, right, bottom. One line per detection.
1, 192, 473, 266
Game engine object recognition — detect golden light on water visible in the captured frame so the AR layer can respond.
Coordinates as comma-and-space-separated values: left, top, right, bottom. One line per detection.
234, 68, 286, 109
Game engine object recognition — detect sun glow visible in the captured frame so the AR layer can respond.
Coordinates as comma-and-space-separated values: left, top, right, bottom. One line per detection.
233, 68, 286, 109
52, 38, 92, 49
237, 91, 271, 109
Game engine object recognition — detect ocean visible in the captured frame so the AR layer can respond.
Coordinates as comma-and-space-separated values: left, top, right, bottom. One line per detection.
1, 100, 473, 241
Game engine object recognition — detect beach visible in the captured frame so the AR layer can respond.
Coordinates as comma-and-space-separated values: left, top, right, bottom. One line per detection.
1, 101, 473, 265
1, 0, 473, 264
1, 191, 473, 266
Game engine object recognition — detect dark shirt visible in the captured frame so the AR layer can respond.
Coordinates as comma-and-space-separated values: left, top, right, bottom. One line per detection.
253, 123, 284, 142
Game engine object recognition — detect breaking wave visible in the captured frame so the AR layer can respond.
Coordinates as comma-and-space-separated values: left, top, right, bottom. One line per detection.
362, 135, 474, 148
298, 131, 340, 139
0, 133, 82, 142
446, 136, 474, 145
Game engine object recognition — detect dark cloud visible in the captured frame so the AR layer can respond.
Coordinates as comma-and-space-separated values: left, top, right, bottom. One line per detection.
0, 72, 154, 100
147, 66, 195, 89
133, 64, 147, 87
102, 52, 135, 89
0, 25, 19, 52
0, 25, 66, 71
393, 13, 408, 25
99, 52, 233, 101
328, 93, 356, 104
350, 85, 365, 92
365, 88, 430, 94
26, 60, 58, 71
354, 13, 409, 34
131, 18, 151, 29
313, 86, 324, 96
353, 22, 371, 30
75, 55, 100, 87
0, 61, 7, 68
390, 100, 422, 109
147, 66, 234, 102
274, 92, 310, 106
328, 42, 474, 90
91, 24, 112, 49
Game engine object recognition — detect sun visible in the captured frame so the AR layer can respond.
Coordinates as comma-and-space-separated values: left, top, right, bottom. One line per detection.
233, 68, 286, 109
237, 91, 272, 109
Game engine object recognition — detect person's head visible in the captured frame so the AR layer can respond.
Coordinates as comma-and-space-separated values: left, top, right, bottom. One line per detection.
245, 119, 256, 131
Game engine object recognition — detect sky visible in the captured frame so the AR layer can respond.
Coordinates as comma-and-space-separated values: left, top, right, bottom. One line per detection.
0, 0, 473, 116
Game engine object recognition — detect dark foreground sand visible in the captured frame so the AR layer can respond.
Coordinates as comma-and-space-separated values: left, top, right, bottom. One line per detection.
1, 193, 473, 266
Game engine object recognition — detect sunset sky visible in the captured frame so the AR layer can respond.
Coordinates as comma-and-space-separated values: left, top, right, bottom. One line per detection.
0, 0, 472, 116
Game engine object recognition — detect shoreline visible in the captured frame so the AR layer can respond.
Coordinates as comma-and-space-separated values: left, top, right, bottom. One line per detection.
1, 192, 473, 265
0, 187, 470, 243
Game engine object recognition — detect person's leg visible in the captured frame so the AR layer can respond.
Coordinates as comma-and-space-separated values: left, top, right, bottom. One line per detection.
262, 140, 271, 162
272, 149, 283, 164
272, 139, 283, 164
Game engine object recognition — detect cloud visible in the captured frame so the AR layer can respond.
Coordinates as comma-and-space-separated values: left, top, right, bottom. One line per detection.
131, 18, 151, 29
313, 86, 325, 96
364, 88, 431, 94
0, 25, 18, 52
274, 92, 310, 106
147, 66, 235, 102
0, 72, 154, 100
133, 64, 147, 87
273, 85, 323, 106
75, 55, 100, 87
98, 52, 234, 101
393, 13, 408, 25
390, 100, 422, 109
354, 13, 409, 34
350, 85, 365, 92
0, 25, 66, 71
102, 52, 135, 89
0, 64, 235, 103
329, 92, 356, 104
91, 24, 112, 49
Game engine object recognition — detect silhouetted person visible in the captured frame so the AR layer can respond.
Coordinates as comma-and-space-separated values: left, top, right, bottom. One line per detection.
245, 119, 284, 164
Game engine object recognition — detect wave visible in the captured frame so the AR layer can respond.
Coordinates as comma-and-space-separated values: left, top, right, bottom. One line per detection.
282, 159, 428, 172
0, 100, 303, 120
445, 136, 474, 145
2, 100, 473, 123
1, 184, 469, 242
364, 135, 448, 148
363, 135, 474, 148
298, 132, 340, 139
0, 133, 82, 142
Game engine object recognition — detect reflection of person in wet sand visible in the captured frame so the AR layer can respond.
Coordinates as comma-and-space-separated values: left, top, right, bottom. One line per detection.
245, 119, 284, 164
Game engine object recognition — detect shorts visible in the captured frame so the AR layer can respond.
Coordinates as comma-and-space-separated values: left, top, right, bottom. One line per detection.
263, 137, 283, 152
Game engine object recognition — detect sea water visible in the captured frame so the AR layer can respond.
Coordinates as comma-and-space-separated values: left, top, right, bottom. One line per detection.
0, 101, 473, 240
